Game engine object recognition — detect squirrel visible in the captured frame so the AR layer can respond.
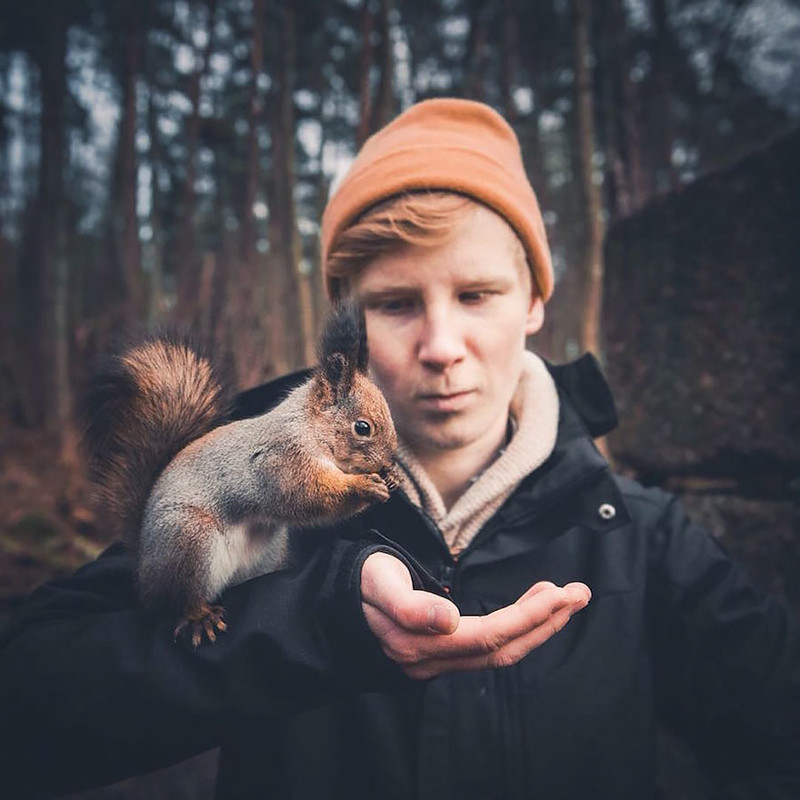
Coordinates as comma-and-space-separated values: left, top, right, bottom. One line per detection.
85, 300, 401, 647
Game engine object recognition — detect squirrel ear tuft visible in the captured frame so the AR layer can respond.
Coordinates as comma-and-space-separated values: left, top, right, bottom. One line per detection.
318, 299, 369, 375
318, 352, 354, 402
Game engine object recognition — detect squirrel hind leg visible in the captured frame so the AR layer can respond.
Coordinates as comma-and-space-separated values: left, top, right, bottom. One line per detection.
140, 504, 232, 647
174, 603, 227, 648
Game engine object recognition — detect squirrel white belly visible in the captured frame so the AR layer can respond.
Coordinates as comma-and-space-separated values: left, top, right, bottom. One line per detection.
85, 301, 400, 646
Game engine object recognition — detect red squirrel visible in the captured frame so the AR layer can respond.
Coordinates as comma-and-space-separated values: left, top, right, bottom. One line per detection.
85, 301, 400, 646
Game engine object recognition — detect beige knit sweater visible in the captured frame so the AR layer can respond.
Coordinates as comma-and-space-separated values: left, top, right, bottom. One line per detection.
395, 350, 560, 557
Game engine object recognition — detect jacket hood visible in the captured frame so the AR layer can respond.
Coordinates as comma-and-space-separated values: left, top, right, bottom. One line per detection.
547, 353, 618, 438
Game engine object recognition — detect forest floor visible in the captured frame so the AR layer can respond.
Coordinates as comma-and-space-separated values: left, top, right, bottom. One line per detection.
0, 420, 112, 618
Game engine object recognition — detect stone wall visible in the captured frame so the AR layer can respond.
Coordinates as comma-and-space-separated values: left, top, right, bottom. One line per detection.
603, 128, 800, 605
604, 126, 800, 800
603, 128, 799, 476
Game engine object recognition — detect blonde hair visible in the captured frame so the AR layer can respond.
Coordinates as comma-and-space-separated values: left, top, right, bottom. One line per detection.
325, 191, 528, 299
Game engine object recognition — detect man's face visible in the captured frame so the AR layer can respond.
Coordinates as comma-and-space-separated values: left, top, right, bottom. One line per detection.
352, 204, 544, 459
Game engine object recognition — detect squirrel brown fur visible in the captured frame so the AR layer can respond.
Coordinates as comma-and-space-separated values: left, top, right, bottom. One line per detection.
85, 301, 400, 646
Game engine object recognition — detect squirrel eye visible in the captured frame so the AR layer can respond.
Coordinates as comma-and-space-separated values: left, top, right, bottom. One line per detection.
353, 420, 372, 437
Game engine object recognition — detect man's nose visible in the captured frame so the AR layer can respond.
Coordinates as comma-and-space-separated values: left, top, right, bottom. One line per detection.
418, 309, 466, 369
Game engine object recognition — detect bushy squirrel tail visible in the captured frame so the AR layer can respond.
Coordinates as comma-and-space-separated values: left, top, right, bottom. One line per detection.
84, 333, 233, 547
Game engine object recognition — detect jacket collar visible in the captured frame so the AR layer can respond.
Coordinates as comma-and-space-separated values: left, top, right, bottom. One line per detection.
546, 352, 618, 439
230, 368, 313, 420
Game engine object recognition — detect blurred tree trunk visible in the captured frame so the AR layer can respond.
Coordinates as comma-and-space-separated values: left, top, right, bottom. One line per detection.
309, 15, 331, 341
146, 84, 165, 324
572, 0, 605, 359
18, 5, 73, 456
208, 100, 233, 356
118, 2, 144, 323
37, 7, 67, 429
465, 0, 488, 101
357, 0, 394, 145
620, 45, 649, 211
371, 0, 395, 131
518, 3, 583, 362
356, 0, 375, 147
500, 0, 518, 123
0, 61, 17, 419
268, 1, 308, 369
240, 0, 262, 267
210, 141, 231, 354
518, 4, 557, 209
312, 158, 331, 339
235, 0, 275, 386
175, 0, 217, 325
597, 0, 629, 220
47, 15, 75, 466
651, 0, 677, 192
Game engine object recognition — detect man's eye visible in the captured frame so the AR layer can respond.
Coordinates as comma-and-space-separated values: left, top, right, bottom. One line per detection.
460, 291, 491, 304
377, 298, 413, 314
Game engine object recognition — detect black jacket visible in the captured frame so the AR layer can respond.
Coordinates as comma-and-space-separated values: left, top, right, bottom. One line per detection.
3, 356, 800, 799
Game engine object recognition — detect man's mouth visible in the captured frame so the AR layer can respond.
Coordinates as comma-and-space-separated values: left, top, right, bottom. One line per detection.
417, 390, 475, 412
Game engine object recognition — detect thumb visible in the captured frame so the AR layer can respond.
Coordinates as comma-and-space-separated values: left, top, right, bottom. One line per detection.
361, 552, 459, 634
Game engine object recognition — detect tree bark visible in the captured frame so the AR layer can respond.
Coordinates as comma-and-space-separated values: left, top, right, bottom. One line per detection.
268, 0, 308, 370
240, 0, 263, 266
119, 1, 144, 322
597, 0, 630, 220
19, 4, 73, 456
500, 0, 518, 123
371, 0, 395, 132
572, 0, 605, 359
175, 0, 217, 324
356, 0, 375, 147
465, 0, 488, 101
651, 0, 677, 192
619, 43, 649, 211
146, 83, 164, 324
233, 0, 276, 387
308, 10, 332, 340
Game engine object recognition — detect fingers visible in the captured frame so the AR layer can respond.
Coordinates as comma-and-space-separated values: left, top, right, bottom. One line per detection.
361, 553, 592, 681
405, 601, 579, 680
361, 552, 460, 634
383, 581, 589, 664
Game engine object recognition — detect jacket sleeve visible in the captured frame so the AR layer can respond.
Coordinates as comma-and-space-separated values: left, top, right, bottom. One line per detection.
646, 492, 800, 799
0, 537, 408, 799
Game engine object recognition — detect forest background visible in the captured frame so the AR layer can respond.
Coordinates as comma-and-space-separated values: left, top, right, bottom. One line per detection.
0, 0, 798, 611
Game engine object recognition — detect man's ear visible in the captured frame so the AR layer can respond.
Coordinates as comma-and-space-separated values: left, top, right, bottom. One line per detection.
525, 295, 545, 336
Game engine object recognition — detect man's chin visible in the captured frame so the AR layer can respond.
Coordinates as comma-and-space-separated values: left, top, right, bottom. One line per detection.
402, 420, 474, 453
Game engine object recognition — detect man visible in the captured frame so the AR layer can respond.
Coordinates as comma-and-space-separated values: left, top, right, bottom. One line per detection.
3, 99, 799, 799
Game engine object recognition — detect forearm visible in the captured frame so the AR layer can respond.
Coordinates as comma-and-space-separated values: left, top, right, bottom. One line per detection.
648, 494, 800, 798
0, 538, 405, 797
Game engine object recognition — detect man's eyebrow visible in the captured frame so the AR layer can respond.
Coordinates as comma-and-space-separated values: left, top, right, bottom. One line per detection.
357, 286, 419, 300
460, 275, 513, 286
453, 275, 516, 292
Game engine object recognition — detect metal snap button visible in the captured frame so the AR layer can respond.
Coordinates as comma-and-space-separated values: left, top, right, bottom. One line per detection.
598, 503, 616, 520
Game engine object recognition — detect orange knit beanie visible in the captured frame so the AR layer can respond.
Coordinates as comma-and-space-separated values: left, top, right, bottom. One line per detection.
321, 98, 554, 301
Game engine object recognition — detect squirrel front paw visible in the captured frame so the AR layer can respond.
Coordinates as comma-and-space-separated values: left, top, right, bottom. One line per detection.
380, 462, 404, 492
352, 472, 392, 504
174, 603, 228, 648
